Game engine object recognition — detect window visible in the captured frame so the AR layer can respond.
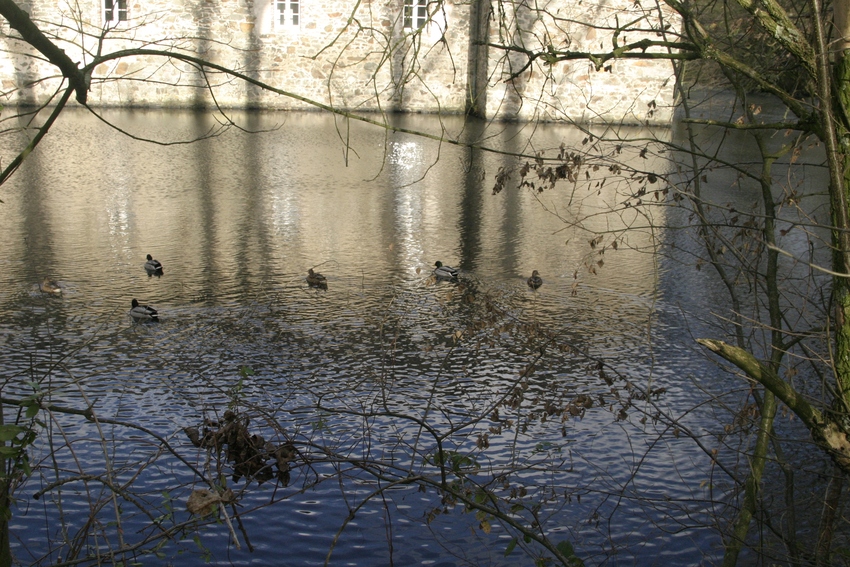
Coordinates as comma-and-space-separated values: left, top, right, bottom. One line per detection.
275, 0, 300, 28
254, 0, 301, 34
403, 0, 428, 30
104, 0, 128, 24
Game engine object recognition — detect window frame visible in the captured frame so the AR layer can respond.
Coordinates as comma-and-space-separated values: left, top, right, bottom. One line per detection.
103, 0, 128, 25
403, 0, 428, 30
274, 0, 300, 30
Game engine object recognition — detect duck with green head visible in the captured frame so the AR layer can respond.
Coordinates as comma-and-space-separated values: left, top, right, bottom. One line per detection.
145, 254, 164, 276
130, 298, 159, 322
433, 261, 459, 282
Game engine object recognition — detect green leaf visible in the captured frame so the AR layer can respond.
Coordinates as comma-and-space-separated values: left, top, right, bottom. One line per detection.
557, 539, 585, 565
556, 540, 576, 557
0, 425, 25, 442
504, 537, 517, 556
25, 403, 39, 418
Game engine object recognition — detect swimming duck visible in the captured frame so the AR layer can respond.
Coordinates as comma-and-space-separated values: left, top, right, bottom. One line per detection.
527, 270, 543, 289
433, 261, 459, 281
145, 254, 163, 275
39, 277, 62, 295
306, 268, 328, 290
130, 298, 159, 322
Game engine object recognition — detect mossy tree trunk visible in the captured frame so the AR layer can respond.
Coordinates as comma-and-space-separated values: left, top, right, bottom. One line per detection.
0, 403, 11, 567
692, 0, 850, 561
825, 0, 850, 447
834, 11, 850, 423
699, 0, 850, 470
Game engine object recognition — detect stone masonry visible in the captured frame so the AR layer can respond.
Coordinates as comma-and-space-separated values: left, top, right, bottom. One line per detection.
0, 0, 677, 123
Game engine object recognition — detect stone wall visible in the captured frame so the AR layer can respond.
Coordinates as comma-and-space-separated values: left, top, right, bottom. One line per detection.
0, 0, 677, 123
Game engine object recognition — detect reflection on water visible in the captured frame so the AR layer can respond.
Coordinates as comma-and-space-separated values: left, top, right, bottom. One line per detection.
0, 108, 725, 565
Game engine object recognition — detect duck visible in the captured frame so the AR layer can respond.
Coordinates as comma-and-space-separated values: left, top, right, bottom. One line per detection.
130, 298, 159, 322
39, 277, 62, 295
527, 270, 543, 289
433, 261, 459, 281
144, 254, 164, 275
306, 268, 328, 290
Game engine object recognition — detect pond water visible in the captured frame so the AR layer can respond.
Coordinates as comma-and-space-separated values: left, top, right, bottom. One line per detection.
0, 107, 741, 566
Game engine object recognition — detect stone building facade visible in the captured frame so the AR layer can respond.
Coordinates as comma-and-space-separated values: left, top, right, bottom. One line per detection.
0, 0, 677, 123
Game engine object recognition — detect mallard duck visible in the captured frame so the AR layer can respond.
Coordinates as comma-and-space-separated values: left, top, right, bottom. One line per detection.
130, 298, 159, 322
145, 254, 163, 275
306, 268, 328, 290
39, 277, 62, 295
527, 270, 543, 289
433, 261, 459, 281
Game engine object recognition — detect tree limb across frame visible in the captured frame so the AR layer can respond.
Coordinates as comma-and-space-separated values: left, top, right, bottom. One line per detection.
0, 0, 89, 103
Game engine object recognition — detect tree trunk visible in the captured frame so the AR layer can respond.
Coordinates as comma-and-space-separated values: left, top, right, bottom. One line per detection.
832, 45, 850, 415
0, 403, 11, 567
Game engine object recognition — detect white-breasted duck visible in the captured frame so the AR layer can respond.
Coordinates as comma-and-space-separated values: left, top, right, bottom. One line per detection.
130, 298, 159, 322
433, 261, 459, 281
145, 254, 164, 275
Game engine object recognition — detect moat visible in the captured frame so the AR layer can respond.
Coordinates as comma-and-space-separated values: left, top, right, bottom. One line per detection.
0, 108, 730, 565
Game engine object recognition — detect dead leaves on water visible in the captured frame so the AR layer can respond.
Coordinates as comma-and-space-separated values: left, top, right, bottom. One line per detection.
184, 409, 296, 486
187, 487, 234, 517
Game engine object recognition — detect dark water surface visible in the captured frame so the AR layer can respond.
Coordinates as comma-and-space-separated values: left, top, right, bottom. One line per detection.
0, 108, 731, 566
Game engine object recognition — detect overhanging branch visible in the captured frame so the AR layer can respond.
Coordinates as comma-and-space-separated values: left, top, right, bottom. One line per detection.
696, 338, 823, 430
484, 39, 698, 72
698, 338, 850, 476
0, 0, 89, 103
